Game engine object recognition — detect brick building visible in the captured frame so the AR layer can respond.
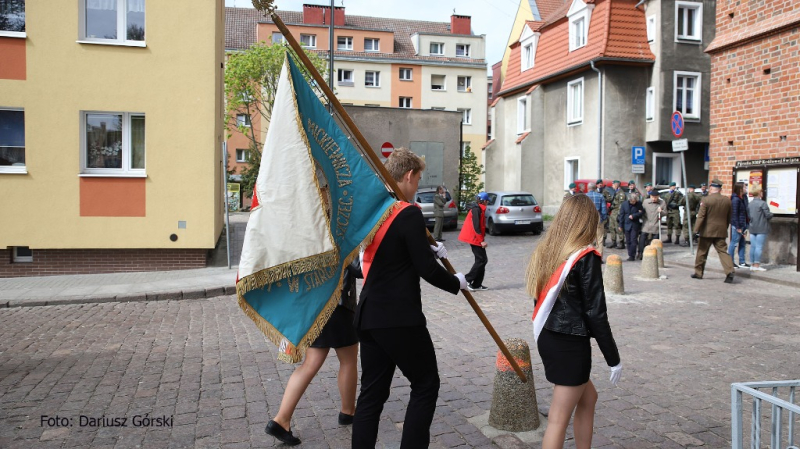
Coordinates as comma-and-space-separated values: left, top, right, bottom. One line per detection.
706, 3, 800, 266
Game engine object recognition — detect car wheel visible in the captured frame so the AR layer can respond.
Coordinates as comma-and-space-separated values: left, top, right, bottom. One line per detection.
488, 219, 500, 236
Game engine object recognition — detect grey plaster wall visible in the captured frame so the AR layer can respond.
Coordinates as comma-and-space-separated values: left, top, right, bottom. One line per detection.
602, 65, 651, 182
521, 87, 545, 205
343, 105, 462, 192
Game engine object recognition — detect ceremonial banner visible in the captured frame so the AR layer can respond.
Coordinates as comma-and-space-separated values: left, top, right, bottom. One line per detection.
237, 56, 395, 362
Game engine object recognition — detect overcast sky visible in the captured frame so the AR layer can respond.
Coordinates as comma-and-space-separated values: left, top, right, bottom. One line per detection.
225, 0, 521, 72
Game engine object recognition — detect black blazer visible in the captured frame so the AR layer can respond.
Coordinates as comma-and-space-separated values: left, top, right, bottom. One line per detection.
617, 200, 644, 232
355, 206, 460, 330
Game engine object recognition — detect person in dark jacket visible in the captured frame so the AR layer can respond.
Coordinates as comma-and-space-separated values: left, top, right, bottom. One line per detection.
727, 182, 749, 268
526, 194, 621, 449
617, 193, 645, 261
458, 192, 491, 291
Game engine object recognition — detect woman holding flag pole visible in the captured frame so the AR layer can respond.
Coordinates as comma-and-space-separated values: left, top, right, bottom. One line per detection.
526, 195, 622, 449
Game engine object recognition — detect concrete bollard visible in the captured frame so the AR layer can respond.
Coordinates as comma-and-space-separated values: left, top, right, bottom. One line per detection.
650, 238, 665, 268
640, 245, 659, 279
488, 338, 539, 432
603, 254, 624, 294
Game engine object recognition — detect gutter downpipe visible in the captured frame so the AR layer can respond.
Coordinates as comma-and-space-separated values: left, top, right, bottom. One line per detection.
328, 0, 334, 93
590, 60, 602, 179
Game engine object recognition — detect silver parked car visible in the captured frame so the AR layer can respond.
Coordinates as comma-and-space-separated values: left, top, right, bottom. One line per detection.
484, 191, 544, 235
415, 186, 458, 230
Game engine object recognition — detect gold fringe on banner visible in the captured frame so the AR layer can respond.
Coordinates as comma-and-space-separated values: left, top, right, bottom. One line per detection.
236, 249, 338, 297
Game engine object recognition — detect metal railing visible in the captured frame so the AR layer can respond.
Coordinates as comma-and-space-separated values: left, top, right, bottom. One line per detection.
732, 380, 800, 449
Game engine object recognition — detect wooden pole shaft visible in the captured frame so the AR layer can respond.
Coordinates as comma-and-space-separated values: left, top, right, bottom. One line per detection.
270, 12, 526, 383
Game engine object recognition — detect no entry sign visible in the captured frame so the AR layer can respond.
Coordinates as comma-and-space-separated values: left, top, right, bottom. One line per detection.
671, 111, 684, 138
380, 142, 394, 158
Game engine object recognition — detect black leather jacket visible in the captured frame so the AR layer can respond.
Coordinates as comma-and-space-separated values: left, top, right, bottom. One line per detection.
543, 253, 620, 367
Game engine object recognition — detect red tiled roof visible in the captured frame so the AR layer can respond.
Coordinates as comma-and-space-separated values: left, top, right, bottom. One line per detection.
500, 0, 654, 95
515, 132, 530, 144
536, 0, 569, 22
225, 7, 486, 64
706, 9, 800, 53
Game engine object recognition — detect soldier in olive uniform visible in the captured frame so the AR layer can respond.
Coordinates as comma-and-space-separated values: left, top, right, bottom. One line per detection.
662, 182, 684, 244
564, 182, 578, 200
681, 184, 700, 246
606, 180, 628, 249
643, 182, 654, 197
598, 179, 613, 247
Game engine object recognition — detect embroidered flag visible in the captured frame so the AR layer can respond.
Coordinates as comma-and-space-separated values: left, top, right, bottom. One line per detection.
531, 246, 599, 342
237, 55, 396, 363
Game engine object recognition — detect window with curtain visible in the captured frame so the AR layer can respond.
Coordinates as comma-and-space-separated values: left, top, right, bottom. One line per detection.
0, 0, 25, 34
0, 108, 25, 171
83, 112, 145, 174
83, 0, 145, 43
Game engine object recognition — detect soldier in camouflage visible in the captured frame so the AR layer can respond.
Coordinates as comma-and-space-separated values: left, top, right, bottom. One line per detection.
598, 179, 613, 247
606, 180, 629, 249
662, 181, 684, 244
681, 184, 701, 246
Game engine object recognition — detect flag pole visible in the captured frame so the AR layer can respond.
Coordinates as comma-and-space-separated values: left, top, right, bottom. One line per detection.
258, 5, 526, 383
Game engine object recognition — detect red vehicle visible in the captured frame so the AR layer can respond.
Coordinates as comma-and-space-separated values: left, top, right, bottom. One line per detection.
574, 179, 629, 194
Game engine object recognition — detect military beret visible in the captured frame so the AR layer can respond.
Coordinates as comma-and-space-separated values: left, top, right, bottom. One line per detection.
629, 180, 636, 184
644, 182, 652, 187
669, 181, 677, 186
596, 179, 604, 184
710, 179, 723, 187
689, 184, 696, 188
613, 180, 620, 184
569, 182, 576, 189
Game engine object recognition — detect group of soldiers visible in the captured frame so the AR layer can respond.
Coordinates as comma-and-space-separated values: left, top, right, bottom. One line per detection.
566, 179, 710, 249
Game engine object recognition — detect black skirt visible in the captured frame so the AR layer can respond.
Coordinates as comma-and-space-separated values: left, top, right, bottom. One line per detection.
537, 328, 592, 386
310, 305, 358, 349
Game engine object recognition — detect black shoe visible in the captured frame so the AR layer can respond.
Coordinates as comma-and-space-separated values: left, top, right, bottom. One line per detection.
636, 255, 642, 260
739, 263, 750, 268
691, 274, 702, 279
627, 257, 635, 261
724, 273, 735, 284
616, 243, 625, 250
266, 420, 301, 446
664, 237, 672, 244
338, 412, 354, 425
680, 242, 689, 247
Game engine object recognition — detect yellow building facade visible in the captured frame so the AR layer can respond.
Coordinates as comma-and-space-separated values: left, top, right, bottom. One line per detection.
0, 1, 226, 277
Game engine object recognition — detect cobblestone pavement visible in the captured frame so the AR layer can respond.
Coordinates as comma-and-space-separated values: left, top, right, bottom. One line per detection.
1, 228, 799, 448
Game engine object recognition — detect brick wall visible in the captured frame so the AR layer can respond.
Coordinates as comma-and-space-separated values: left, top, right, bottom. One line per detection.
0, 249, 208, 278
714, 0, 795, 39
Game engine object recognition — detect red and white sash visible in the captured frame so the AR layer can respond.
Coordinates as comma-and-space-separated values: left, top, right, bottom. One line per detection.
531, 246, 599, 342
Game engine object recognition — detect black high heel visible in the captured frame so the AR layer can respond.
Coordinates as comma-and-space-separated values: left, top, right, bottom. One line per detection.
265, 420, 301, 446
338, 412, 354, 425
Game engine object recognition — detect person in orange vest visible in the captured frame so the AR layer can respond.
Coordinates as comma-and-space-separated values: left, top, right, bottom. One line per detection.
458, 192, 491, 291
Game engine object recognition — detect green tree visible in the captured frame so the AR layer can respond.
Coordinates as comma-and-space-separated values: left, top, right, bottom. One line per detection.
224, 41, 328, 197
458, 145, 485, 211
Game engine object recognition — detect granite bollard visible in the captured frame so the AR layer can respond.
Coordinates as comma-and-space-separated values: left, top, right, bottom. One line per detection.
650, 238, 664, 268
640, 245, 659, 279
603, 254, 624, 294
488, 338, 539, 431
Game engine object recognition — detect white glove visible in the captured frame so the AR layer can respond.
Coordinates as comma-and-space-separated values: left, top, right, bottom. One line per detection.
455, 273, 468, 290
430, 242, 447, 259
609, 363, 622, 387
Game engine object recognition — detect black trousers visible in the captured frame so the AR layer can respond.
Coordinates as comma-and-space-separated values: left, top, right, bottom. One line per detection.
352, 326, 440, 449
465, 245, 488, 288
624, 227, 640, 259
637, 232, 656, 258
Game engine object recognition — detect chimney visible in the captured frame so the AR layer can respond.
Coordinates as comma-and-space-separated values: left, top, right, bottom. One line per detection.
451, 14, 471, 35
303, 4, 345, 26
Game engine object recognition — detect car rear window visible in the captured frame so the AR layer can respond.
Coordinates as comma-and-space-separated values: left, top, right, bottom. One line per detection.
416, 191, 451, 203
501, 195, 537, 206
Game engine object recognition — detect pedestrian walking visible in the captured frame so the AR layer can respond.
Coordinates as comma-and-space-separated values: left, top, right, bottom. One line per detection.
637, 190, 665, 259
352, 147, 467, 449
458, 192, 491, 291
606, 180, 628, 249
662, 182, 684, 245
617, 193, 644, 261
433, 186, 446, 242
680, 184, 701, 246
526, 194, 621, 449
585, 183, 607, 258
728, 182, 749, 267
266, 260, 362, 446
747, 186, 773, 271
692, 179, 735, 283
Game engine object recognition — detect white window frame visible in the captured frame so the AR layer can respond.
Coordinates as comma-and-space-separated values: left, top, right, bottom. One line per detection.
272, 32, 284, 44
675, 1, 703, 42
236, 114, 251, 128
399, 68, 412, 81
523, 43, 534, 70
517, 97, 528, 134
299, 34, 316, 48
673, 71, 701, 120
567, 78, 584, 125
431, 74, 446, 91
0, 0, 26, 38
0, 107, 26, 174
399, 97, 412, 108
430, 42, 444, 55
653, 153, 681, 186
572, 17, 586, 50
337, 69, 354, 85
490, 106, 496, 140
80, 111, 146, 176
458, 108, 472, 125
12, 246, 32, 263
564, 157, 580, 190
337, 36, 353, 51
235, 149, 248, 162
646, 15, 656, 42
646, 87, 655, 122
78, 0, 146, 47
457, 76, 472, 93
365, 71, 380, 88
456, 44, 471, 57
364, 38, 379, 52
567, 0, 593, 52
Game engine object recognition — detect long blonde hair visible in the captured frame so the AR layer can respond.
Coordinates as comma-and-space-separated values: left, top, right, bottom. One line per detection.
525, 194, 599, 300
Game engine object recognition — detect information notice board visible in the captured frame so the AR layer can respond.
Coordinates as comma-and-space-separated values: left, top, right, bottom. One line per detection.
765, 168, 797, 215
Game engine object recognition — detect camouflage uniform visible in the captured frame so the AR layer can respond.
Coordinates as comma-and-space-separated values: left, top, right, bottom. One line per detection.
681, 190, 701, 244
600, 186, 614, 245
607, 188, 629, 248
662, 188, 684, 243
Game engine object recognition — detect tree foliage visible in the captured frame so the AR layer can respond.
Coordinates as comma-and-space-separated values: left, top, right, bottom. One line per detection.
458, 145, 485, 211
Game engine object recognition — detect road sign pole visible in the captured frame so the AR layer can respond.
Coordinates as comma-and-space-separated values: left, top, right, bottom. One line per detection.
680, 151, 694, 255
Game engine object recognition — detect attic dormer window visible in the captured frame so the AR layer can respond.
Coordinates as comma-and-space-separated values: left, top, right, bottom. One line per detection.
567, 0, 594, 52
518, 26, 539, 71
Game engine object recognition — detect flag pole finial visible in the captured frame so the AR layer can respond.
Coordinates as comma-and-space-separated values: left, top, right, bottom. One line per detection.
251, 0, 276, 15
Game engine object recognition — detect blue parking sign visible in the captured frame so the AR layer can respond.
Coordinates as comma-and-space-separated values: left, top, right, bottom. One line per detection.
632, 146, 645, 165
